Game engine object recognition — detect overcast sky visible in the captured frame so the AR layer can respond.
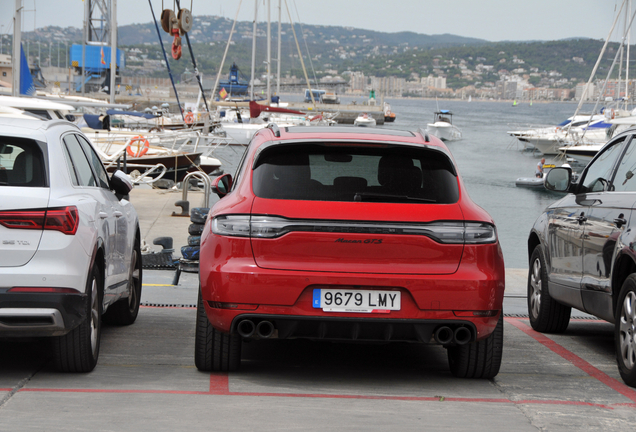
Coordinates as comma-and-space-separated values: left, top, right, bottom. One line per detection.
0, 0, 629, 42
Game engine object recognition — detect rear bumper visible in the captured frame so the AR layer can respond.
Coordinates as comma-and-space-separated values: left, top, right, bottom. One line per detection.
0, 292, 87, 337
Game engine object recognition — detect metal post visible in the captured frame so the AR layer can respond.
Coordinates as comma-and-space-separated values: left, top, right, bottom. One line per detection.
37, 40, 40, 65
12, 0, 22, 97
266, 0, 271, 104
81, 0, 87, 95
57, 40, 60, 68
250, 0, 257, 101
109, 0, 117, 104
277, 0, 281, 97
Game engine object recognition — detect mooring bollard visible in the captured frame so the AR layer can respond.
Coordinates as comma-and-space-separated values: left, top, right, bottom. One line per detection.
171, 172, 211, 217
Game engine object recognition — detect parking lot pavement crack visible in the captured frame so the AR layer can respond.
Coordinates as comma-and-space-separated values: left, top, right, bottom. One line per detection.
0, 367, 41, 410
490, 379, 544, 431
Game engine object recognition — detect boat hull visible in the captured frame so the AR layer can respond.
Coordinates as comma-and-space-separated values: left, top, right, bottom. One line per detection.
426, 123, 462, 141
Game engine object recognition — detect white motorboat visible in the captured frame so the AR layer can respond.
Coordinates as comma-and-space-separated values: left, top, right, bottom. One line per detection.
354, 112, 377, 127
515, 176, 545, 188
508, 114, 614, 155
426, 110, 462, 141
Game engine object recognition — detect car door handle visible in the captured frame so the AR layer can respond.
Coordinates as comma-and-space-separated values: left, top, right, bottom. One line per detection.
113, 211, 123, 218
577, 213, 587, 224
99, 212, 108, 219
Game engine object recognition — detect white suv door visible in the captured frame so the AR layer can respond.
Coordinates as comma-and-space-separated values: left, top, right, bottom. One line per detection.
61, 134, 129, 301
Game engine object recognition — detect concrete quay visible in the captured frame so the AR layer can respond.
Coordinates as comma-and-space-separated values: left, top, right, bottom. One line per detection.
4, 185, 631, 431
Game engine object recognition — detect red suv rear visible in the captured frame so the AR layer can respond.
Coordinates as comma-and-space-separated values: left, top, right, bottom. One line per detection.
195, 125, 504, 378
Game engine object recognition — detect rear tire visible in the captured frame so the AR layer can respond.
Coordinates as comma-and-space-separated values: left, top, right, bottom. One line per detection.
527, 246, 571, 333
194, 288, 241, 372
615, 274, 636, 387
53, 262, 102, 372
447, 313, 503, 379
103, 234, 142, 325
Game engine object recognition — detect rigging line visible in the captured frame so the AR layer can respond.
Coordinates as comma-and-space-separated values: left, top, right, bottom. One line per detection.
284, 0, 314, 105
567, 0, 626, 135
579, 6, 636, 142
148, 0, 185, 121
291, 0, 318, 86
210, 0, 243, 102
175, 0, 210, 114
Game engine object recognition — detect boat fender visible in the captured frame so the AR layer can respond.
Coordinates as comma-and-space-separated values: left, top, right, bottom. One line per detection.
126, 136, 150, 158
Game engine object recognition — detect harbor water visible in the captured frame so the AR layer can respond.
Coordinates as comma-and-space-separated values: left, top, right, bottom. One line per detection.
211, 97, 602, 270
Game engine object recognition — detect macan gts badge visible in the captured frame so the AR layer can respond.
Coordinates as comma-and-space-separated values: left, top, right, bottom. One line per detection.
195, 125, 505, 378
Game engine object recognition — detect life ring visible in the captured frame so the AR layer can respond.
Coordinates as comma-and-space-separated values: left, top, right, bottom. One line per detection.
184, 111, 194, 124
126, 136, 150, 158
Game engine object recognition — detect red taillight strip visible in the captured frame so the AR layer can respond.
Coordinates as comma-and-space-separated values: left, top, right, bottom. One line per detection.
0, 210, 46, 230
0, 206, 79, 235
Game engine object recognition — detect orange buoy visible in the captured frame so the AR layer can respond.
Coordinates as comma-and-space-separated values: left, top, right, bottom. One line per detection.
126, 136, 150, 158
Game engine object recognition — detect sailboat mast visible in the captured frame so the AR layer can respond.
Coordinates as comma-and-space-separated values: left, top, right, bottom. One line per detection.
110, 0, 117, 104
250, 0, 258, 101
627, 0, 632, 109
267, 0, 271, 104
277, 0, 281, 98
11, 0, 21, 97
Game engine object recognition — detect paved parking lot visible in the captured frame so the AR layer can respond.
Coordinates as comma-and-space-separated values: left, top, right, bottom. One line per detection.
2, 269, 636, 431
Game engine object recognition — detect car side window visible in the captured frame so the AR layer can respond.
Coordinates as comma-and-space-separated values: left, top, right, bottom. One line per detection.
611, 137, 636, 192
76, 135, 110, 190
579, 137, 626, 193
63, 134, 97, 187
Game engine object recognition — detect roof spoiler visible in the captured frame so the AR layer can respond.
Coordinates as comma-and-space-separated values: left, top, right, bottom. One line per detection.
417, 127, 430, 143
267, 123, 281, 137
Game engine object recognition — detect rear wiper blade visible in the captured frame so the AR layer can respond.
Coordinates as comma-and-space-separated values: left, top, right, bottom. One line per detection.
353, 192, 436, 203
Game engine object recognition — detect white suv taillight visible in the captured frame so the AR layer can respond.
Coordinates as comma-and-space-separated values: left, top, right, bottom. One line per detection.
211, 215, 497, 244
0, 206, 79, 235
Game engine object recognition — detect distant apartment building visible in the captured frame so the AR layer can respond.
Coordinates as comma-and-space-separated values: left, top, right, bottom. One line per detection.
421, 75, 446, 89
575, 83, 596, 101
0, 54, 11, 85
369, 76, 406, 97
496, 80, 517, 100
597, 79, 636, 101
349, 71, 366, 93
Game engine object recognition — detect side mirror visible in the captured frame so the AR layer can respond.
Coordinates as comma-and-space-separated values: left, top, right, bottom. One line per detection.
65, 114, 76, 122
544, 167, 572, 192
212, 173, 232, 198
110, 170, 134, 196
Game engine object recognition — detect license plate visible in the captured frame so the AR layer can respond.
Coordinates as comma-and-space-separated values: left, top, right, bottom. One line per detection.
312, 289, 401, 313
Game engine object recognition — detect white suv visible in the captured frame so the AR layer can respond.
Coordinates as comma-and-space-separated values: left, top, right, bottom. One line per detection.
0, 117, 141, 372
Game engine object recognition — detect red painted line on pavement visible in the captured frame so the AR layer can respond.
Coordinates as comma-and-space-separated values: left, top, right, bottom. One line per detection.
506, 317, 636, 404
20, 388, 211, 395
17, 386, 615, 409
209, 373, 229, 394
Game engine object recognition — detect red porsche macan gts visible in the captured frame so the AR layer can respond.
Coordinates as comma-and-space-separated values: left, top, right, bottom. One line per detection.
195, 125, 504, 379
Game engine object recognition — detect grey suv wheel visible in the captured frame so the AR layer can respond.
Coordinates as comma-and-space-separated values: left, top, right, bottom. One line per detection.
616, 274, 636, 387
528, 246, 571, 333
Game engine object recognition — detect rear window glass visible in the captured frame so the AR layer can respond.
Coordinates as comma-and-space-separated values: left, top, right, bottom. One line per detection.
252, 144, 459, 203
0, 137, 47, 187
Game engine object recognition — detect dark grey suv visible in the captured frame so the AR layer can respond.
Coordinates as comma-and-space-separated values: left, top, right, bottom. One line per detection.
528, 129, 636, 387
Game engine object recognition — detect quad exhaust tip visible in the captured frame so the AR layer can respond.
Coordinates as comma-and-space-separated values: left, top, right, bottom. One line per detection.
237, 319, 275, 339
434, 325, 472, 345
237, 319, 255, 338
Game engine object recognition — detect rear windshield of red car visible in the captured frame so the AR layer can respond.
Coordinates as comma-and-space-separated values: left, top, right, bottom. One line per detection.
252, 144, 459, 203
0, 137, 47, 187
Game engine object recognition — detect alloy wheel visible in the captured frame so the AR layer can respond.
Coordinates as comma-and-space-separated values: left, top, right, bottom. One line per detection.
619, 291, 636, 370
529, 257, 542, 318
90, 277, 99, 355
